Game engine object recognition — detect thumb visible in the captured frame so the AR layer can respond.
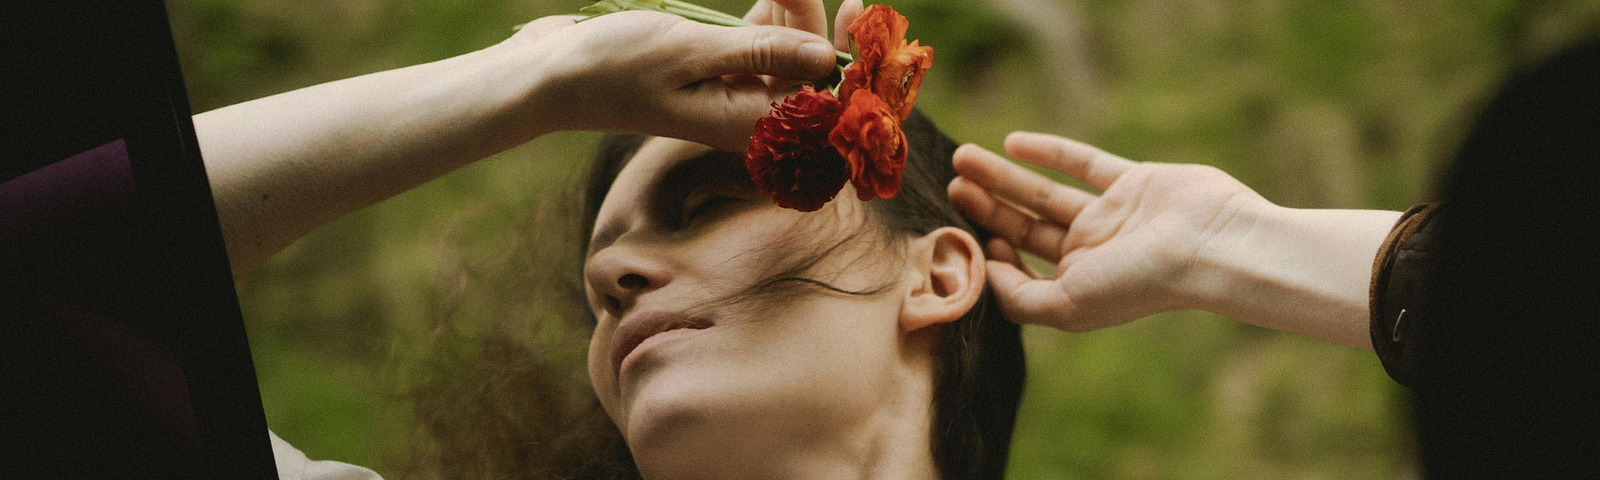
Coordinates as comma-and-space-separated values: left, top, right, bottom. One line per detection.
673, 23, 836, 82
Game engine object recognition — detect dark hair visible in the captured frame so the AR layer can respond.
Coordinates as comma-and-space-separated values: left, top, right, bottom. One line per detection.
582, 109, 1026, 479
401, 110, 1024, 479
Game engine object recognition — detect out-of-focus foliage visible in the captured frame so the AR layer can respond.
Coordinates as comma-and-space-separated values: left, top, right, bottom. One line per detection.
169, 0, 1600, 478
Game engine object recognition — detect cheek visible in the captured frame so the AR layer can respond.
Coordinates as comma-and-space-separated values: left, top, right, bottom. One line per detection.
713, 295, 908, 411
616, 294, 910, 452
684, 208, 863, 288
587, 324, 620, 420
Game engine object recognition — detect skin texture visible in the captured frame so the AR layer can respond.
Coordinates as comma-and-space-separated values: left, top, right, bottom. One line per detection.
195, 3, 844, 280
948, 132, 1401, 349
192, 0, 1010, 476
584, 137, 984, 479
177, 0, 1425, 474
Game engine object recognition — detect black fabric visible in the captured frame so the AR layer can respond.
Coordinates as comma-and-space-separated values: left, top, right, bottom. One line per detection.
1415, 38, 1600, 478
2, 1, 275, 478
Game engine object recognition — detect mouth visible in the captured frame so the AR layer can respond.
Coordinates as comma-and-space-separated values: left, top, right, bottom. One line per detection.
610, 311, 712, 377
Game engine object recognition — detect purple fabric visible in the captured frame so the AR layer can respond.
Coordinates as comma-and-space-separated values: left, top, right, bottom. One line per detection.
3, 137, 203, 461
0, 138, 135, 243
42, 295, 204, 458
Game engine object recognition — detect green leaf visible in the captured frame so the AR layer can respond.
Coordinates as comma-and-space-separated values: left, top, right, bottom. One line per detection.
579, 0, 671, 22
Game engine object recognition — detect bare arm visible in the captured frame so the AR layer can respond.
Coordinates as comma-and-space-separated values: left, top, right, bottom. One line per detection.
947, 132, 1398, 349
1189, 205, 1397, 349
194, 46, 529, 279
195, 9, 839, 279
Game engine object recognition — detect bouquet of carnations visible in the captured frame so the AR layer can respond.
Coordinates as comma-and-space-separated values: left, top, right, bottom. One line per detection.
580, 1, 933, 212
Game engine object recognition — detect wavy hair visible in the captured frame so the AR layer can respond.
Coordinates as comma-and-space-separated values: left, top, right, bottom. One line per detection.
399, 109, 1025, 479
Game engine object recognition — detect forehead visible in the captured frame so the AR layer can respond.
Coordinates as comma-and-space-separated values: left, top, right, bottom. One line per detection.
603, 137, 716, 208
590, 137, 721, 251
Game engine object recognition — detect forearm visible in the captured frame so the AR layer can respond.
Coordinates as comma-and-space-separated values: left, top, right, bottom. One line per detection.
194, 44, 547, 279
1187, 203, 1401, 350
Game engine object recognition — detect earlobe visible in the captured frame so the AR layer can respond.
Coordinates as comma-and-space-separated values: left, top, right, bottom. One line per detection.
901, 227, 987, 333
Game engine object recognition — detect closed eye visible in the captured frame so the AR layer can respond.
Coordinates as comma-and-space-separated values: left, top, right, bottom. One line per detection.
680, 187, 755, 228
684, 196, 737, 224
643, 150, 759, 230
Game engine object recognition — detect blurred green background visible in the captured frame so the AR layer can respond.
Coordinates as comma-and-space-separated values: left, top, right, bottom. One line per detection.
168, 0, 1599, 478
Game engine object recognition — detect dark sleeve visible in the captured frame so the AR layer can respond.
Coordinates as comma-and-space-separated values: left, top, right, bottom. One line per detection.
3, 138, 204, 476
1407, 38, 1600, 477
0, 138, 136, 246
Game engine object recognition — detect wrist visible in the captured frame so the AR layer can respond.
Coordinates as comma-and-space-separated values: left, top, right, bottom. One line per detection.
1188, 203, 1399, 349
473, 40, 559, 142
1176, 193, 1283, 316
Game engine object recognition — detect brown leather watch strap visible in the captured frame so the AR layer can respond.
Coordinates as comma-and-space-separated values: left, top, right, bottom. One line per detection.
1369, 202, 1443, 386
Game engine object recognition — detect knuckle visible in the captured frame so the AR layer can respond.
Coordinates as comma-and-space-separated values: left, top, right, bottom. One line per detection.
1017, 216, 1038, 245
1040, 186, 1071, 213
748, 34, 778, 72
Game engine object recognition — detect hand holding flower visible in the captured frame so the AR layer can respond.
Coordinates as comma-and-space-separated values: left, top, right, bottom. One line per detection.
569, 0, 932, 211
504, 9, 838, 151
748, 2, 932, 210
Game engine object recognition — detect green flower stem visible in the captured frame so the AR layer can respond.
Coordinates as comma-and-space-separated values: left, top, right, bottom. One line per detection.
663, 0, 748, 24
658, 2, 855, 63
660, 4, 748, 27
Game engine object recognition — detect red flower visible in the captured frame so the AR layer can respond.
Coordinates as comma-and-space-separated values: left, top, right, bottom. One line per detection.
830, 90, 907, 201
745, 86, 850, 212
838, 4, 934, 121
746, 5, 934, 211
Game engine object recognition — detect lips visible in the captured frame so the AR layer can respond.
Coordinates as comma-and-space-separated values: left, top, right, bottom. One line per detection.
610, 311, 711, 376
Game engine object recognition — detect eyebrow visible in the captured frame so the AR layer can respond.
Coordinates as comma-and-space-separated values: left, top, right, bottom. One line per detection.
586, 150, 747, 256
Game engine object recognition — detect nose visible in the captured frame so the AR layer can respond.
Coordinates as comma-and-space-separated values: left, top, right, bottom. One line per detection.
585, 246, 671, 320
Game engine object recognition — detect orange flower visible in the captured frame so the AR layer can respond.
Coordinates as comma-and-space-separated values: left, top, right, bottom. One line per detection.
837, 4, 934, 121
745, 4, 934, 211
829, 90, 907, 201
745, 86, 851, 212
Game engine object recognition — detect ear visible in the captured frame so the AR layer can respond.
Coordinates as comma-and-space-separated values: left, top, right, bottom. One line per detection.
900, 227, 987, 333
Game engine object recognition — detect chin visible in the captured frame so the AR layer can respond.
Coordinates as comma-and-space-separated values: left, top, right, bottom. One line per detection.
620, 366, 812, 477
622, 366, 717, 445
623, 376, 746, 477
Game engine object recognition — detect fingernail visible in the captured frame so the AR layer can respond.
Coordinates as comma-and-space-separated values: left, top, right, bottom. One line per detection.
799, 41, 834, 74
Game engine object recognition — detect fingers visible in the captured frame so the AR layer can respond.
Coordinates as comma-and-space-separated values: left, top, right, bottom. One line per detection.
986, 238, 1041, 279
833, 0, 863, 51
987, 237, 1020, 264
1003, 131, 1134, 191
743, 0, 773, 24
770, 3, 786, 27
948, 176, 1070, 263
986, 261, 1081, 328
673, 22, 835, 81
952, 143, 1096, 227
766, 0, 828, 38
744, 0, 828, 37
661, 73, 797, 151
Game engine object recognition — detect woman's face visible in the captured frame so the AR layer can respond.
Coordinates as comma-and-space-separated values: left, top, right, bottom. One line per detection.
583, 137, 933, 475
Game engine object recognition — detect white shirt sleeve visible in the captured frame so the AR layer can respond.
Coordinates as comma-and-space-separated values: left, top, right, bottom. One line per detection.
269, 430, 384, 480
